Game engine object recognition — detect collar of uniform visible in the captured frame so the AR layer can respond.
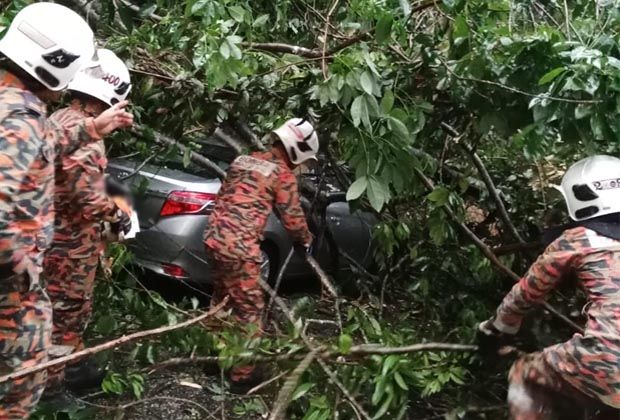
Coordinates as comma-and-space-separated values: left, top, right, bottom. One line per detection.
0, 69, 47, 116
271, 146, 294, 169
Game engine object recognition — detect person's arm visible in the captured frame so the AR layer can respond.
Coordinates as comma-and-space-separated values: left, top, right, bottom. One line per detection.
492, 231, 581, 334
64, 146, 125, 222
275, 168, 313, 246
0, 112, 46, 276
47, 114, 101, 158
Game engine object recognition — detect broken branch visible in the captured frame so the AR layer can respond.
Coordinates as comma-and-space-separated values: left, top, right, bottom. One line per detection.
414, 168, 584, 334
0, 298, 228, 383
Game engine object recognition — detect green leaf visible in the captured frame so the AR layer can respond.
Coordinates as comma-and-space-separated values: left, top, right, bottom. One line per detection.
426, 187, 449, 206
253, 14, 269, 27
381, 91, 395, 114
394, 372, 409, 390
338, 334, 353, 354
399, 0, 411, 17
229, 41, 243, 59
220, 41, 231, 59
382, 355, 398, 375
591, 113, 607, 140
292, 383, 314, 401
574, 104, 592, 119
139, 4, 158, 18
388, 117, 409, 141
191, 296, 199, 310
346, 176, 368, 201
453, 15, 469, 41
368, 177, 389, 212
372, 377, 386, 405
118, 4, 135, 32
360, 71, 374, 95
365, 94, 381, 117
228, 5, 245, 22
538, 67, 566, 85
350, 95, 369, 128
376, 15, 393, 44
183, 145, 192, 167
373, 392, 394, 419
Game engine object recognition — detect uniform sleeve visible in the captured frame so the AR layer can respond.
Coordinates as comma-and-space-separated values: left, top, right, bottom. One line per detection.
46, 115, 101, 158
493, 233, 580, 334
0, 113, 45, 274
275, 168, 313, 246
64, 147, 123, 222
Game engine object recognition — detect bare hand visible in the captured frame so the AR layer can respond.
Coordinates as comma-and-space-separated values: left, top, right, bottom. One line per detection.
94, 100, 134, 136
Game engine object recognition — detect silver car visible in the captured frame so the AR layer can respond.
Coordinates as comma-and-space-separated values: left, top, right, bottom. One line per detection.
106, 154, 376, 289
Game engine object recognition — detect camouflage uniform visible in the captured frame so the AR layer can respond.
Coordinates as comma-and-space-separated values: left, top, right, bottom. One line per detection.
204, 147, 312, 381
0, 70, 100, 418
492, 226, 620, 419
43, 103, 126, 387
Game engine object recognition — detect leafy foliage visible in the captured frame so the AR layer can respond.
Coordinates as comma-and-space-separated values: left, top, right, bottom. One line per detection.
2, 0, 611, 417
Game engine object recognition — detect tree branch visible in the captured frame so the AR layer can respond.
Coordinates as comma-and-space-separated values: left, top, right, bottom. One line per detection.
0, 298, 228, 383
440, 122, 526, 243
321, 0, 341, 79
269, 349, 319, 420
214, 127, 244, 155
414, 168, 584, 334
133, 125, 227, 179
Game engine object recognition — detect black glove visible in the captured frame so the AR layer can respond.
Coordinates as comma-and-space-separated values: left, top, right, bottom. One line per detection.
112, 209, 132, 236
293, 242, 312, 255
476, 319, 517, 360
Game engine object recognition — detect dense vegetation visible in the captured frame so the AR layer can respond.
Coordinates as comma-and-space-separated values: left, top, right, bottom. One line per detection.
2, 0, 619, 418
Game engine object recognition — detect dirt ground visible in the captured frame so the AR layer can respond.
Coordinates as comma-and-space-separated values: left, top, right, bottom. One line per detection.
84, 365, 270, 419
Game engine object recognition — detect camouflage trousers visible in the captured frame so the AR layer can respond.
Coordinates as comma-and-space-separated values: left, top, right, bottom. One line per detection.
43, 254, 99, 388
0, 281, 52, 419
208, 251, 263, 382
508, 352, 619, 420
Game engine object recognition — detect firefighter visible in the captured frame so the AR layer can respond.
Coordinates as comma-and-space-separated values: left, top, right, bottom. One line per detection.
42, 49, 133, 396
478, 155, 620, 419
0, 3, 131, 417
204, 118, 318, 392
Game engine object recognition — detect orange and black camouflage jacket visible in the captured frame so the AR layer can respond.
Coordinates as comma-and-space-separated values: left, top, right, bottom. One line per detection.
205, 147, 312, 262
493, 226, 620, 408
46, 105, 125, 259
0, 71, 100, 280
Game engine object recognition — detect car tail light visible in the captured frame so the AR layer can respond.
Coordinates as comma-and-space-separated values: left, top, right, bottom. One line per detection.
160, 191, 217, 217
162, 263, 189, 278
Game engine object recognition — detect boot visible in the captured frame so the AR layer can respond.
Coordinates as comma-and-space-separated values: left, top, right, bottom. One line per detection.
64, 358, 107, 392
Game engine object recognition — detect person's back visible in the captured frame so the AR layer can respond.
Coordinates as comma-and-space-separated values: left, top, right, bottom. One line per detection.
206, 147, 310, 262
480, 155, 620, 419
496, 224, 620, 408
204, 118, 318, 393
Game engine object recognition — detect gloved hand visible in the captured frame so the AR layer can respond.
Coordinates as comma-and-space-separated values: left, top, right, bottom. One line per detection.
476, 318, 515, 360
111, 209, 132, 236
293, 241, 313, 256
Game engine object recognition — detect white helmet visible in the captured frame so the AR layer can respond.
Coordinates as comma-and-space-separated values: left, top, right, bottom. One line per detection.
556, 155, 620, 221
0, 2, 96, 91
68, 49, 131, 106
272, 118, 319, 165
